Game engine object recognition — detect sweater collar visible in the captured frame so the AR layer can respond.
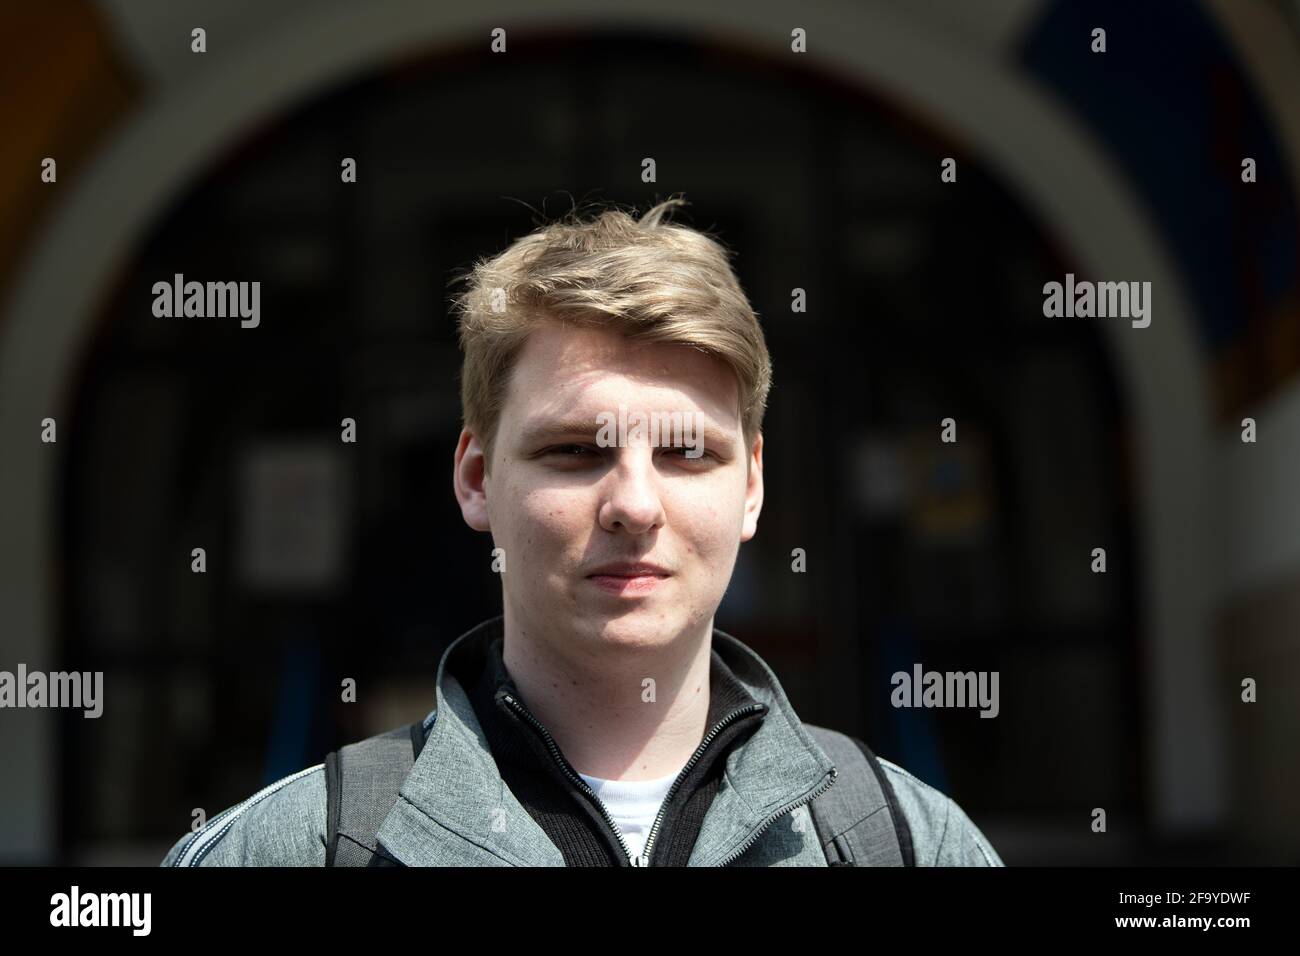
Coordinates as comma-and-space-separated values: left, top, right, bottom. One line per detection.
374, 615, 835, 866
472, 619, 762, 752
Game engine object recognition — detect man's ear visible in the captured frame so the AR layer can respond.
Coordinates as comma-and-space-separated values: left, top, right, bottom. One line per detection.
740, 432, 764, 542
453, 427, 492, 532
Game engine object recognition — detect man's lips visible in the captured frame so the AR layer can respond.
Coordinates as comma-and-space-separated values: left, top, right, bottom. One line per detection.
584, 563, 671, 595
585, 562, 671, 577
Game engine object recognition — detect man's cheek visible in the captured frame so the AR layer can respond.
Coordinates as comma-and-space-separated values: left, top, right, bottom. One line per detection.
524, 503, 571, 538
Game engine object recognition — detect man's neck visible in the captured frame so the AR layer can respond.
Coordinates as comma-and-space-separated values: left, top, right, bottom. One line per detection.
499, 604, 715, 781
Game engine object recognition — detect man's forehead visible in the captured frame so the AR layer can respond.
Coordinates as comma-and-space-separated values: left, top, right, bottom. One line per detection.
516, 406, 740, 446
505, 321, 743, 429
517, 320, 713, 374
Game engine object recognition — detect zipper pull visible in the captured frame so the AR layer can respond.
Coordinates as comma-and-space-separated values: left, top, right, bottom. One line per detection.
631, 852, 650, 867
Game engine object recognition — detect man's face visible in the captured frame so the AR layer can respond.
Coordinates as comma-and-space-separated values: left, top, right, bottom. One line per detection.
453, 317, 764, 653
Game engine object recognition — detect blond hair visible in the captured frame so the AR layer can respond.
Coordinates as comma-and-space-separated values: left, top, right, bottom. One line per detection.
449, 196, 772, 471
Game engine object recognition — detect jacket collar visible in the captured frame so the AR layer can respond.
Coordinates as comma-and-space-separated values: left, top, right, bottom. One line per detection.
375, 615, 835, 866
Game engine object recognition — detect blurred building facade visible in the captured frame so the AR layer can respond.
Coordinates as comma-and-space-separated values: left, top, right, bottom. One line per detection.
1, 0, 1298, 865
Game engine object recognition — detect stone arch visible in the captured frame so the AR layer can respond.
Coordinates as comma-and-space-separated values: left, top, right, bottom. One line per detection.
0, 0, 1218, 858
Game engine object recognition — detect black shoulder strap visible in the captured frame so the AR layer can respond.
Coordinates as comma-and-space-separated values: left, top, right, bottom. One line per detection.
324, 720, 428, 866
805, 725, 915, 866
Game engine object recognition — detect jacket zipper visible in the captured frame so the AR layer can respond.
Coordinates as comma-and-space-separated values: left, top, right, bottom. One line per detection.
636, 701, 766, 866
713, 765, 838, 867
501, 693, 767, 866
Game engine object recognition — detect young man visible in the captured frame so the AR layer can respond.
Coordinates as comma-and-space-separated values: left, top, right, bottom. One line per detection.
162, 198, 1003, 867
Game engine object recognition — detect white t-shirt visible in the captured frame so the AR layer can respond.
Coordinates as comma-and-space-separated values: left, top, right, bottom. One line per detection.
577, 767, 682, 863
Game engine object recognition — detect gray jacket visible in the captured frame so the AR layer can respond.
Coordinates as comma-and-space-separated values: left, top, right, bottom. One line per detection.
162, 618, 1004, 867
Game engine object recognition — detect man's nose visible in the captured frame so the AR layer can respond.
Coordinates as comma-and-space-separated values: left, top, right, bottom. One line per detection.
598, 448, 666, 535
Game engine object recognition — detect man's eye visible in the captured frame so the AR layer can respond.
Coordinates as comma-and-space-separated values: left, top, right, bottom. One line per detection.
662, 447, 714, 462
541, 445, 713, 462
546, 444, 597, 458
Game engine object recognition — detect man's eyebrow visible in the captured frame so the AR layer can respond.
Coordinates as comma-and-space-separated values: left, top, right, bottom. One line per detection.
517, 414, 739, 447
517, 417, 606, 443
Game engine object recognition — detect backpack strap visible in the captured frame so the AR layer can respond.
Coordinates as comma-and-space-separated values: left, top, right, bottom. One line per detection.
323, 715, 912, 867
805, 725, 915, 866
324, 719, 429, 866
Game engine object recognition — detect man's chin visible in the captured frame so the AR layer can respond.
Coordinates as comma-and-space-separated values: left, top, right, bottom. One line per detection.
565, 600, 686, 645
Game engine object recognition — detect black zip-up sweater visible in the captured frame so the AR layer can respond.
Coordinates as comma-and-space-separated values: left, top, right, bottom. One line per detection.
458, 629, 769, 866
